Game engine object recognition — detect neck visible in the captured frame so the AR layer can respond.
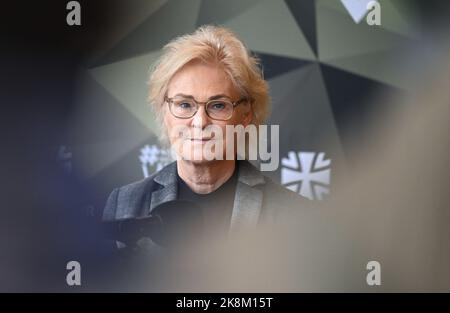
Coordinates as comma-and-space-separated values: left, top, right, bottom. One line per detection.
177, 159, 236, 194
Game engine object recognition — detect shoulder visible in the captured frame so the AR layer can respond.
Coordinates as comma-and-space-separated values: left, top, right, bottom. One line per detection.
101, 176, 155, 222
263, 174, 311, 206
102, 162, 175, 222
258, 172, 313, 223
238, 160, 310, 208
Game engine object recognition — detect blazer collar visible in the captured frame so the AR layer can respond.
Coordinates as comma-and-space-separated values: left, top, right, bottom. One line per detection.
149, 160, 266, 231
229, 161, 265, 233
149, 162, 178, 214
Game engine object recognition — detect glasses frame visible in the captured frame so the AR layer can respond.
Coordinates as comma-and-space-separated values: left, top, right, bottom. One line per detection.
164, 95, 250, 121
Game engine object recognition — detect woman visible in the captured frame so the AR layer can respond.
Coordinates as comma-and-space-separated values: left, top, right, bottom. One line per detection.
102, 25, 308, 250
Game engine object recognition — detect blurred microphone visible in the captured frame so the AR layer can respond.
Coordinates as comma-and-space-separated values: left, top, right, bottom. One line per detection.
102, 200, 204, 248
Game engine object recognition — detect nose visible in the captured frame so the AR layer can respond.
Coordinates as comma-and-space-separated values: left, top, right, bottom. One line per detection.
191, 105, 211, 129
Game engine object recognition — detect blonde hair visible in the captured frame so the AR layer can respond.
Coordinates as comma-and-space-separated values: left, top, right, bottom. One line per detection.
147, 25, 270, 145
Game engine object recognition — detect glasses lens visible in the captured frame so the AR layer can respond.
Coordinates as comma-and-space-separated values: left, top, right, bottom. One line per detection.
206, 100, 233, 120
170, 98, 197, 118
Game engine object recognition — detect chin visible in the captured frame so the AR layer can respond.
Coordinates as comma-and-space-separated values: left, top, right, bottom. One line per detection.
172, 139, 228, 163
184, 158, 210, 165
181, 149, 227, 164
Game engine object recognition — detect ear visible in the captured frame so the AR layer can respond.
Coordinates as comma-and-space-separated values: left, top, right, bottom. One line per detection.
241, 108, 253, 127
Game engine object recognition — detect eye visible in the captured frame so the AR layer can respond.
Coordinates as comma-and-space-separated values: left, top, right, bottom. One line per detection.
209, 101, 226, 110
178, 101, 192, 109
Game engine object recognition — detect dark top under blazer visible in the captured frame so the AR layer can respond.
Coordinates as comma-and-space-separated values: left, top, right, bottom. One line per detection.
102, 160, 310, 241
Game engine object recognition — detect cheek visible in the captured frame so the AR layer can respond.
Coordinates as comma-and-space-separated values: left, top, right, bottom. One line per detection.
164, 112, 191, 143
163, 112, 179, 143
216, 123, 233, 144
163, 111, 173, 130
234, 108, 252, 126
227, 115, 245, 128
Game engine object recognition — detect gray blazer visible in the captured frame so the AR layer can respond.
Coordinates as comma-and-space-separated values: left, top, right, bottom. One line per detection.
102, 160, 310, 245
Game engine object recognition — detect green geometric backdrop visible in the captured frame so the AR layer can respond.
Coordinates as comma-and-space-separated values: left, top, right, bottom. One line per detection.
66, 0, 421, 203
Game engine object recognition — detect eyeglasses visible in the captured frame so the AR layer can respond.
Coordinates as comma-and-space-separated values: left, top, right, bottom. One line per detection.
164, 95, 250, 121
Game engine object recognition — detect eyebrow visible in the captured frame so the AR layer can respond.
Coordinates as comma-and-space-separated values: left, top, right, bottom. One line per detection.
172, 93, 231, 101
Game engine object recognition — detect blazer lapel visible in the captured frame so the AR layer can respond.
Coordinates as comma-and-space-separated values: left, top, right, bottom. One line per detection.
229, 161, 266, 233
149, 162, 178, 214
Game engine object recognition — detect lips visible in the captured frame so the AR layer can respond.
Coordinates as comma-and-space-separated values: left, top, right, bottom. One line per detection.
189, 138, 212, 141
